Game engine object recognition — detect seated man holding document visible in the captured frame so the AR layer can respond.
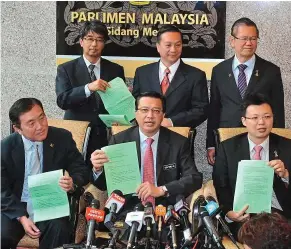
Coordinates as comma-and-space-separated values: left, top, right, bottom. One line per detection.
1, 98, 89, 249
213, 93, 291, 238
91, 91, 202, 208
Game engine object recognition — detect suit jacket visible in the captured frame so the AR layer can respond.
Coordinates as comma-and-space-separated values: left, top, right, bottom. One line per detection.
1, 127, 89, 220
213, 133, 291, 218
132, 60, 209, 128
55, 56, 125, 127
207, 55, 285, 148
94, 126, 202, 205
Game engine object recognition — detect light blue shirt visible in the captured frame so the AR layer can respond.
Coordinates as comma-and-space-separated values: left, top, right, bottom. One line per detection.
232, 54, 256, 86
83, 55, 101, 97
21, 136, 43, 203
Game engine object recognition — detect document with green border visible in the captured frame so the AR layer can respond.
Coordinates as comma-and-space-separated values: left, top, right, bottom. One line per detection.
28, 169, 69, 222
233, 160, 274, 213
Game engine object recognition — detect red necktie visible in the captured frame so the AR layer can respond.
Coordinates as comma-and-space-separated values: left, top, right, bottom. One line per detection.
253, 145, 263, 160
161, 68, 170, 95
143, 138, 155, 206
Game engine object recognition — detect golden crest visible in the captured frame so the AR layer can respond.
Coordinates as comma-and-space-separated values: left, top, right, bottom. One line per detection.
129, 1, 150, 6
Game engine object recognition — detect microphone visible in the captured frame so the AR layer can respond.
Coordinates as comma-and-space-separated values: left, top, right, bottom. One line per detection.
108, 221, 129, 249
205, 196, 239, 249
85, 199, 105, 249
174, 195, 192, 243
104, 190, 125, 230
198, 198, 225, 249
164, 205, 180, 249
155, 204, 166, 242
143, 202, 155, 238
125, 203, 144, 249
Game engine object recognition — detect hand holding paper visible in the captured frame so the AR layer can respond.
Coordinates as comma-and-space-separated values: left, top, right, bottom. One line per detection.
91, 149, 109, 172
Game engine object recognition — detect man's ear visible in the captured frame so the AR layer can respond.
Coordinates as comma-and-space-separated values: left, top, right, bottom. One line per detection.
229, 35, 235, 49
156, 42, 160, 54
241, 117, 247, 127
13, 124, 22, 135
80, 38, 84, 48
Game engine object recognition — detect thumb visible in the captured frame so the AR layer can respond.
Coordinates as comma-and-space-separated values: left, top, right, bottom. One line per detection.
30, 223, 40, 233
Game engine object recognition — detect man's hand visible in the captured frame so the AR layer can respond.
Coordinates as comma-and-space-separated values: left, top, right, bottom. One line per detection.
91, 150, 109, 172
161, 118, 173, 127
268, 159, 289, 178
136, 182, 164, 201
19, 216, 41, 239
88, 79, 110, 92
59, 176, 74, 192
207, 148, 215, 165
226, 205, 250, 223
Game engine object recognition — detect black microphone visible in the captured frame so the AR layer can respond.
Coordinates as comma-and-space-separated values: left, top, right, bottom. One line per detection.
104, 190, 125, 230
198, 199, 225, 249
174, 195, 192, 243
125, 203, 144, 249
164, 205, 180, 249
143, 202, 155, 238
205, 196, 239, 249
85, 199, 105, 249
108, 221, 129, 249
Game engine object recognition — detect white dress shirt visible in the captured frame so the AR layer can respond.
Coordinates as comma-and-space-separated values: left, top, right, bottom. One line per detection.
232, 54, 256, 86
83, 55, 101, 97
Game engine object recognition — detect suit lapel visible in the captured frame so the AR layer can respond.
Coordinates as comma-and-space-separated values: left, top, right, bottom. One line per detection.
165, 61, 186, 98
76, 56, 91, 85
12, 135, 25, 180
245, 55, 263, 97
151, 62, 162, 94
225, 57, 243, 103
236, 134, 251, 161
43, 129, 55, 173
131, 127, 141, 168
100, 57, 109, 81
156, 128, 170, 179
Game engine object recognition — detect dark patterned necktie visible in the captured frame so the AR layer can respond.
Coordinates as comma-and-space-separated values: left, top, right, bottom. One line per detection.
237, 64, 248, 98
89, 64, 97, 81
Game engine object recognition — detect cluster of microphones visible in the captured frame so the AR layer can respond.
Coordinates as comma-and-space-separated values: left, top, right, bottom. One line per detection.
63, 190, 240, 249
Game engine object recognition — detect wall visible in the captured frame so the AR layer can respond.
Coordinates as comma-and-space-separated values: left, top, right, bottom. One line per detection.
1, 1, 290, 181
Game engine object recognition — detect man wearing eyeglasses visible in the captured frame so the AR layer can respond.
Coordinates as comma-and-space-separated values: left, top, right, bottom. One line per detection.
207, 17, 285, 166
55, 20, 125, 166
91, 91, 202, 208
213, 93, 291, 238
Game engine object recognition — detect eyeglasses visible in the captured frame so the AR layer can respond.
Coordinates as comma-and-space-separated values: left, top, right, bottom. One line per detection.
232, 35, 259, 43
137, 108, 163, 115
83, 37, 105, 44
244, 115, 273, 122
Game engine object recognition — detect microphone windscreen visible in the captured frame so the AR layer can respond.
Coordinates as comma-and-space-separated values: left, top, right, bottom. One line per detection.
144, 202, 153, 208
112, 189, 124, 197
134, 202, 144, 211
91, 199, 100, 209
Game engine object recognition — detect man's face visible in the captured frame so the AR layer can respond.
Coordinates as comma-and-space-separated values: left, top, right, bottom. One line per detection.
157, 32, 182, 67
135, 97, 165, 137
242, 103, 273, 141
80, 31, 105, 60
230, 24, 258, 61
14, 104, 49, 142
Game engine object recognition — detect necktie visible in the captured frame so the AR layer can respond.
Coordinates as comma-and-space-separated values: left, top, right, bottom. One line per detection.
143, 138, 155, 206
237, 64, 248, 98
27, 144, 41, 221
161, 68, 170, 95
253, 145, 263, 160
89, 64, 97, 82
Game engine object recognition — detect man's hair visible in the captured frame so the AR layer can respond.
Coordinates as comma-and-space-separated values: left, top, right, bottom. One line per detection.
135, 92, 166, 113
9, 98, 44, 128
231, 17, 259, 38
80, 20, 109, 41
157, 24, 182, 43
238, 212, 291, 249
242, 93, 273, 117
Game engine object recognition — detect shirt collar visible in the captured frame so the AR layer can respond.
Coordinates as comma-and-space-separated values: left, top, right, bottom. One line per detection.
139, 128, 160, 143
248, 135, 269, 153
159, 59, 180, 75
22, 135, 43, 150
83, 55, 100, 69
233, 54, 256, 71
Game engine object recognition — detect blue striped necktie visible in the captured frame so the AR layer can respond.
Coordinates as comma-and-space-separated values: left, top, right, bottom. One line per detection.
237, 64, 248, 98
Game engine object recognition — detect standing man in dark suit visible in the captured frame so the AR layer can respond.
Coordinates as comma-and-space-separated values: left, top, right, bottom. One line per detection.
91, 92, 202, 208
207, 17, 285, 165
55, 20, 125, 165
1, 98, 89, 249
133, 25, 209, 128
213, 94, 290, 237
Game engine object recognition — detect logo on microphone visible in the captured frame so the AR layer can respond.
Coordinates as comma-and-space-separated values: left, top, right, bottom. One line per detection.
85, 207, 105, 222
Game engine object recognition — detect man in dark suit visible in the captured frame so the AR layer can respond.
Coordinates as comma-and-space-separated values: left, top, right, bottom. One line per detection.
1, 98, 89, 249
55, 20, 125, 165
213, 94, 290, 238
91, 92, 202, 208
207, 17, 285, 165
133, 25, 209, 128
